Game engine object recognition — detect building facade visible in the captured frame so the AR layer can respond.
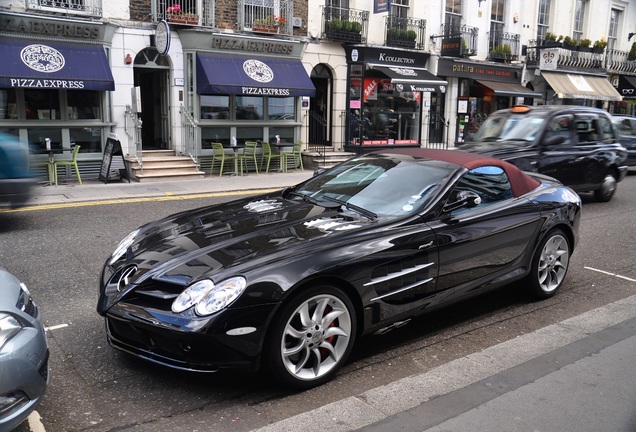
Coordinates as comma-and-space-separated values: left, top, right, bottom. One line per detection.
1, 0, 635, 178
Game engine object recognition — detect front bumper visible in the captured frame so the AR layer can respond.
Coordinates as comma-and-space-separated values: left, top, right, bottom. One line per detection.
103, 301, 278, 372
618, 165, 629, 182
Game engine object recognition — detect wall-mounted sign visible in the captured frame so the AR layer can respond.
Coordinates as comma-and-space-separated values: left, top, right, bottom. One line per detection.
155, 20, 170, 56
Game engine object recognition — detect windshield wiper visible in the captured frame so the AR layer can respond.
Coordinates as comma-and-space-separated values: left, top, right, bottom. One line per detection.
321, 195, 377, 220
287, 191, 341, 209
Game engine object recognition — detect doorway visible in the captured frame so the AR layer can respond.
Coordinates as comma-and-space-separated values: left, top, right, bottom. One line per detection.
133, 49, 171, 150
309, 64, 333, 149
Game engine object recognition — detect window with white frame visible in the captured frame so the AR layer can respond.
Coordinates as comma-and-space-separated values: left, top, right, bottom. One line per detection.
391, 0, 410, 19
608, 8, 621, 50
445, 0, 462, 33
490, 0, 504, 42
573, 0, 586, 41
537, 0, 551, 42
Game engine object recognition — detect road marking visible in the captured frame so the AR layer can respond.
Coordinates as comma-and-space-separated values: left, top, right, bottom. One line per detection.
0, 189, 280, 213
44, 323, 69, 331
585, 266, 636, 282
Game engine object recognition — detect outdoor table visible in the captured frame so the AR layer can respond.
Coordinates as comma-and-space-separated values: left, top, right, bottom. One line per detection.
228, 143, 244, 176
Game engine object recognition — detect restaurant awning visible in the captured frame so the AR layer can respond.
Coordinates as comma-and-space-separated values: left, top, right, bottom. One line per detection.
196, 53, 315, 97
367, 64, 447, 93
618, 75, 636, 99
475, 80, 542, 98
541, 71, 622, 101
0, 38, 115, 91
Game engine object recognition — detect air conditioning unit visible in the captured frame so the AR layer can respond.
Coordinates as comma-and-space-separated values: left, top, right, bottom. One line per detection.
292, 17, 302, 28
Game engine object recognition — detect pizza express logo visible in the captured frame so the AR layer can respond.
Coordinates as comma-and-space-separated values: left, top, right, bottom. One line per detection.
21, 44, 65, 73
243, 59, 274, 83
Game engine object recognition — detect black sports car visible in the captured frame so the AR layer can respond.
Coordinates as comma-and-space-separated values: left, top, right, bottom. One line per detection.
97, 149, 581, 389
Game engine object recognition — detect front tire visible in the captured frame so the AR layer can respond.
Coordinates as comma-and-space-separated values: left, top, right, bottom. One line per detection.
265, 285, 356, 390
594, 173, 617, 202
528, 229, 571, 299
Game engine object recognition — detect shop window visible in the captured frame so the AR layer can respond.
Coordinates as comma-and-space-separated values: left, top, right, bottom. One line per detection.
25, 89, 61, 120
268, 127, 294, 143
67, 91, 101, 120
201, 127, 231, 148
201, 95, 230, 119
237, 127, 263, 143
267, 97, 295, 120
69, 127, 102, 153
0, 89, 18, 120
27, 128, 63, 152
236, 96, 264, 120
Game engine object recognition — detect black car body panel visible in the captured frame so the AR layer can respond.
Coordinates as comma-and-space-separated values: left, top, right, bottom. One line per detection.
612, 115, 636, 166
97, 150, 581, 381
461, 106, 628, 198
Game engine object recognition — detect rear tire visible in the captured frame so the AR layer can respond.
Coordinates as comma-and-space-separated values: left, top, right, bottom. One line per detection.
265, 285, 356, 390
594, 173, 617, 202
528, 229, 571, 299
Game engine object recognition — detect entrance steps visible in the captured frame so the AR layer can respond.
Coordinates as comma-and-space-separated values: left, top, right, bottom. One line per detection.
302, 150, 356, 170
125, 150, 205, 182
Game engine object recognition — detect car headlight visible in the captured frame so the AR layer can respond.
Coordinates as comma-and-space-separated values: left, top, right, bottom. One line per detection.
0, 313, 22, 350
109, 229, 139, 265
171, 277, 247, 316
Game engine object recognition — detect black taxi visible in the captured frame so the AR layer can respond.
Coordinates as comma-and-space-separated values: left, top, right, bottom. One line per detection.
461, 105, 628, 202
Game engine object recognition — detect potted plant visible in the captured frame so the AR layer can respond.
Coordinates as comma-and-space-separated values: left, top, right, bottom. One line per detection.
326, 18, 361, 43
165, 4, 198, 25
253, 15, 285, 33
593, 37, 607, 53
543, 32, 561, 47
387, 28, 416, 48
578, 38, 592, 52
563, 36, 577, 50
628, 41, 636, 61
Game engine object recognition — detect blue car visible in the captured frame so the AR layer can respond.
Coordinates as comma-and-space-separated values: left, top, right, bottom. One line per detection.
0, 132, 36, 208
0, 268, 49, 430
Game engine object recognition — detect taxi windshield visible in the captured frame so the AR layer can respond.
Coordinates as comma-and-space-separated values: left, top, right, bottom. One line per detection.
473, 112, 546, 143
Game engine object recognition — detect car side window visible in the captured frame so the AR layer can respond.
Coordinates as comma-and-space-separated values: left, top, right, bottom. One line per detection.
450, 166, 513, 213
546, 115, 573, 144
597, 116, 615, 141
575, 116, 600, 143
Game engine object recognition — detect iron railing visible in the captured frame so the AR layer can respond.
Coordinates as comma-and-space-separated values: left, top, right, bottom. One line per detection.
124, 105, 143, 175
322, 5, 369, 44
180, 104, 199, 167
26, 0, 103, 17
154, 0, 207, 25
438, 24, 479, 57
604, 49, 636, 74
239, 0, 294, 36
526, 41, 606, 70
487, 31, 520, 62
385, 15, 426, 50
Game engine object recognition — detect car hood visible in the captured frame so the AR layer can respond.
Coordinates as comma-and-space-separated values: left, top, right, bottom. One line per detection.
108, 193, 375, 288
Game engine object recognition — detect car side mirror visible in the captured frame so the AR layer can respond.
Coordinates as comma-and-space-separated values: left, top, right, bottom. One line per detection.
443, 190, 482, 213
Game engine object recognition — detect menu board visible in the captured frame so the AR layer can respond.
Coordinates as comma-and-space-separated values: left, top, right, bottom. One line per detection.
99, 136, 125, 183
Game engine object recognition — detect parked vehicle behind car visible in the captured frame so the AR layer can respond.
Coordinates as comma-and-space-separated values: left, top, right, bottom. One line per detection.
0, 268, 49, 430
0, 131, 35, 208
611, 115, 636, 166
461, 105, 628, 202
98, 149, 581, 389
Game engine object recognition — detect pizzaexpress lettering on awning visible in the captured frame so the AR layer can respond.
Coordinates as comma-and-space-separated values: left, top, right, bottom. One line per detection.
10, 78, 85, 89
241, 87, 291, 96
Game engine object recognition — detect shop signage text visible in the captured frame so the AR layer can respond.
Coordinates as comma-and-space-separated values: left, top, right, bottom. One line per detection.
8, 78, 85, 89
438, 59, 519, 83
212, 36, 294, 54
0, 16, 100, 39
377, 53, 415, 64
242, 87, 290, 95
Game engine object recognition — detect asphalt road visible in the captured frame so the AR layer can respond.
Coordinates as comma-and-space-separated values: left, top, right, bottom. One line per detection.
2, 173, 635, 432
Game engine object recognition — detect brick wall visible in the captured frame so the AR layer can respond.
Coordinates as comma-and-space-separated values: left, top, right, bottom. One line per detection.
130, 0, 151, 22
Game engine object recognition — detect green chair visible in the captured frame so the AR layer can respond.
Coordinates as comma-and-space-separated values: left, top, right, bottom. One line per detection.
238, 141, 259, 175
280, 142, 304, 172
53, 144, 82, 185
210, 142, 236, 176
260, 141, 281, 173
31, 159, 53, 185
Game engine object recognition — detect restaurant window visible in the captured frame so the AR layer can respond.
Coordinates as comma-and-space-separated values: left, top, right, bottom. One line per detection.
201, 126, 231, 148
537, 0, 551, 42
67, 91, 101, 119
25, 89, 61, 120
69, 127, 102, 153
236, 96, 264, 120
237, 126, 263, 143
267, 97, 295, 120
268, 127, 294, 143
573, 0, 586, 41
0, 89, 17, 120
201, 95, 230, 119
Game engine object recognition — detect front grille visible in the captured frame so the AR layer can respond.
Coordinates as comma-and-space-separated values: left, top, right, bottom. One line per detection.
124, 279, 185, 312
23, 298, 37, 318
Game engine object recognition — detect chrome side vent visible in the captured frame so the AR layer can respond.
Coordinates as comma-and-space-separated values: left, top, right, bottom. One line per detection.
244, 199, 283, 213
304, 217, 362, 232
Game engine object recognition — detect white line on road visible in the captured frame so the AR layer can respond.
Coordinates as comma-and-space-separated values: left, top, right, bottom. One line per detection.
44, 323, 69, 331
27, 411, 46, 432
585, 267, 636, 282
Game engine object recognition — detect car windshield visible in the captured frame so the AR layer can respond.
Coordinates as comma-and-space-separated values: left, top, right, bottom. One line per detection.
473, 113, 546, 143
292, 155, 451, 217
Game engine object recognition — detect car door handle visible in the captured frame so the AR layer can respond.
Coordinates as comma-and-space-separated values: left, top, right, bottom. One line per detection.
419, 241, 434, 250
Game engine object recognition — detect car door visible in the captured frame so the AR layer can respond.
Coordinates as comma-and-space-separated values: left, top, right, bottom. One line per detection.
426, 166, 542, 297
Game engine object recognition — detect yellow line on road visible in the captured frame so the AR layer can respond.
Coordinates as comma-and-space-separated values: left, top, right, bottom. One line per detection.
0, 189, 279, 213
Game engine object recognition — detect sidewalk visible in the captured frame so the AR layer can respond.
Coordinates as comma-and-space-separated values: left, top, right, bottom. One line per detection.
24, 171, 314, 207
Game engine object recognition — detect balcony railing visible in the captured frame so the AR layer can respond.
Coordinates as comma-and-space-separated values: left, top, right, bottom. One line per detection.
155, 0, 204, 26
526, 41, 606, 71
487, 31, 520, 62
605, 49, 636, 74
240, 0, 294, 36
385, 15, 426, 50
26, 0, 103, 17
436, 24, 478, 57
322, 5, 369, 44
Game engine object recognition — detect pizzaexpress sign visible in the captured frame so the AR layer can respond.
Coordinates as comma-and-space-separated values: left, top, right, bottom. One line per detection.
9, 44, 85, 89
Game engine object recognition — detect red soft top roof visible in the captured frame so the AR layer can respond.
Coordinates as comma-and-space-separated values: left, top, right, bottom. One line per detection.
375, 148, 541, 197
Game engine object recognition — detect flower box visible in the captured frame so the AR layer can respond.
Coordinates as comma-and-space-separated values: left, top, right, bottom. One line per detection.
167, 13, 198, 25
252, 23, 279, 34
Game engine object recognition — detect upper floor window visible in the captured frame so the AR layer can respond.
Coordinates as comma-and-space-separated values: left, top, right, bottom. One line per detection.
490, 0, 504, 36
445, 0, 462, 31
391, 0, 410, 19
573, 0, 586, 41
608, 8, 621, 50
537, 0, 551, 42
26, 0, 102, 17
